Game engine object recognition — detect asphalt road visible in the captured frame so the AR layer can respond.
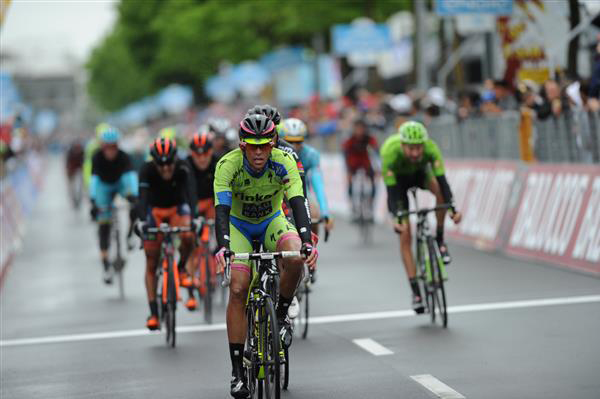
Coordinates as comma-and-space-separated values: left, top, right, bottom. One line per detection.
2, 158, 600, 399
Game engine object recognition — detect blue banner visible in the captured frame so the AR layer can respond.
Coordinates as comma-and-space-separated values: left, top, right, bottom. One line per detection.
435, 0, 513, 16
332, 23, 392, 56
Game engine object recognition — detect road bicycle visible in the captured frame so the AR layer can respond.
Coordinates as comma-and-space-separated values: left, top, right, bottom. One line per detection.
351, 169, 375, 245
145, 223, 192, 347
397, 190, 452, 328
189, 216, 218, 323
223, 245, 300, 398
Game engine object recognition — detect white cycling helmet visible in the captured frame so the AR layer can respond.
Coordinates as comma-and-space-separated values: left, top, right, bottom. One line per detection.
280, 118, 307, 143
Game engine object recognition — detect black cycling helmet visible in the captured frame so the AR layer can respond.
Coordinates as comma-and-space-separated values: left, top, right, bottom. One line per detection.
239, 114, 276, 145
150, 137, 177, 165
246, 104, 281, 126
207, 117, 231, 136
190, 131, 214, 154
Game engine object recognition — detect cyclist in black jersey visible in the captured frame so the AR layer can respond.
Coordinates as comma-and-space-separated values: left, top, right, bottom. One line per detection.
135, 138, 197, 330
89, 128, 138, 284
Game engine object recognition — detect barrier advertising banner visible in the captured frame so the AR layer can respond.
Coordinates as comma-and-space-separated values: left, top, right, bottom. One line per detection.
506, 164, 600, 275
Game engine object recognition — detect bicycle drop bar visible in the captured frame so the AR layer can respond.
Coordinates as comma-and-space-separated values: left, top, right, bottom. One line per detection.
396, 203, 454, 219
221, 251, 302, 287
145, 223, 192, 234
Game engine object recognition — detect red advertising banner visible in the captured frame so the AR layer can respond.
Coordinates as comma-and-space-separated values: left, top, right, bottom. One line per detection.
506, 164, 600, 275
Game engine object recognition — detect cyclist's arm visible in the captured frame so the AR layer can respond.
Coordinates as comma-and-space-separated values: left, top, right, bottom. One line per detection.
214, 159, 233, 249
137, 164, 150, 220
428, 140, 454, 206
89, 152, 101, 202
283, 155, 312, 244
308, 156, 329, 218
121, 152, 139, 198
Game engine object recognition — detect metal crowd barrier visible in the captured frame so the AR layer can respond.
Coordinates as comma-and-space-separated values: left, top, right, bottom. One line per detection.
427, 111, 599, 164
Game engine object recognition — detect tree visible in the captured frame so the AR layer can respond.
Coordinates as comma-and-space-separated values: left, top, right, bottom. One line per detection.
87, 0, 411, 111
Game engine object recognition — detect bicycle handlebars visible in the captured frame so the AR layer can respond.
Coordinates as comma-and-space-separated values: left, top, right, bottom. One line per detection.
396, 203, 454, 220
221, 251, 302, 287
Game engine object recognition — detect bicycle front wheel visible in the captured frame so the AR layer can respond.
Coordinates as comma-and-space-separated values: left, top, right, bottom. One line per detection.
260, 297, 281, 399
166, 257, 177, 347
203, 252, 213, 324
428, 237, 447, 327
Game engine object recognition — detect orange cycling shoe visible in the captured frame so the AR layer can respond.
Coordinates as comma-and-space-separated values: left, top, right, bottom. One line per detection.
180, 271, 192, 288
146, 315, 160, 331
185, 297, 197, 311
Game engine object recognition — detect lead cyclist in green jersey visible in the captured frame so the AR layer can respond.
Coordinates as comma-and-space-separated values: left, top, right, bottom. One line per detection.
214, 114, 317, 398
381, 121, 462, 313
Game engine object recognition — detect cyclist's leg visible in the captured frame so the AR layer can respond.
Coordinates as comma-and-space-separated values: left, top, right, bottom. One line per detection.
143, 207, 163, 329
227, 223, 252, 392
170, 204, 194, 287
264, 214, 303, 317
95, 181, 117, 274
425, 173, 451, 262
309, 195, 320, 236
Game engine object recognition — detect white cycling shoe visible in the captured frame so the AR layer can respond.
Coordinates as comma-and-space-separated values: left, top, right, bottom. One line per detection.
287, 296, 300, 319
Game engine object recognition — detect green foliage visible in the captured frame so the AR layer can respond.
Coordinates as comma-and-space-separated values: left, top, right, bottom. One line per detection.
87, 0, 411, 111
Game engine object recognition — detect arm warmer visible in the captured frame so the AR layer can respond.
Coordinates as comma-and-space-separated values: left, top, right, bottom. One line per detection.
137, 186, 148, 220
215, 204, 231, 249
289, 196, 312, 244
310, 168, 329, 217
435, 174, 454, 204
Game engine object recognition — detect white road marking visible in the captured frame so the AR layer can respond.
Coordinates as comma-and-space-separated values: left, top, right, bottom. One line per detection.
411, 374, 466, 399
2, 294, 599, 347
353, 338, 393, 356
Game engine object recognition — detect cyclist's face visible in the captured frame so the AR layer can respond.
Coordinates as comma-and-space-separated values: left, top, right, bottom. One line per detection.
191, 149, 213, 170
402, 143, 424, 162
101, 144, 118, 161
291, 142, 303, 153
156, 162, 175, 180
243, 142, 273, 171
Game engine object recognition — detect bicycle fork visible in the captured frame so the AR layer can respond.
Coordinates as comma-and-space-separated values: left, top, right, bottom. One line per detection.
162, 257, 181, 304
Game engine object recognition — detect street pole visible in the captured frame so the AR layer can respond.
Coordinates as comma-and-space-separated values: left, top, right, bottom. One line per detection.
415, 0, 429, 90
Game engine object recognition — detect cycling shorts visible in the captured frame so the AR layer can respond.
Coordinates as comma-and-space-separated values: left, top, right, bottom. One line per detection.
143, 204, 192, 251
95, 175, 137, 222
346, 157, 374, 176
229, 210, 300, 273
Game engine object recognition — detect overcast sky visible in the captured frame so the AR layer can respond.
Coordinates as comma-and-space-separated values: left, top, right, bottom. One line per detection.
1, 0, 117, 75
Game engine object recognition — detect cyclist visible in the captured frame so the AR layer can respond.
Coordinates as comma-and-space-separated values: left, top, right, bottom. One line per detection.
65, 138, 85, 207
89, 127, 138, 284
342, 118, 379, 218
184, 130, 218, 311
214, 114, 317, 398
280, 118, 333, 238
380, 121, 462, 313
136, 138, 196, 330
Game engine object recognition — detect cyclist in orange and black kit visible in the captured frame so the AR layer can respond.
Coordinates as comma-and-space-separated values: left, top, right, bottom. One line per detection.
183, 130, 218, 311
342, 119, 379, 216
135, 138, 197, 330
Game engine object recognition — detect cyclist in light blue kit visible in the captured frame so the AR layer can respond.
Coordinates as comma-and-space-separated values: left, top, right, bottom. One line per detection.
280, 118, 334, 240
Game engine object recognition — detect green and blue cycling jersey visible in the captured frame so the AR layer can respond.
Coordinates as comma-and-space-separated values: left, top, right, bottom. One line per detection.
214, 147, 311, 268
297, 144, 329, 218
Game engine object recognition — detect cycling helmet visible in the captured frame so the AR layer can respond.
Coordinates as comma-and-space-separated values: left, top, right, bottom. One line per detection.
207, 118, 231, 136
239, 114, 276, 145
190, 131, 213, 154
100, 127, 120, 144
280, 118, 307, 143
246, 104, 281, 126
95, 122, 111, 139
159, 126, 177, 141
150, 137, 177, 165
398, 121, 428, 144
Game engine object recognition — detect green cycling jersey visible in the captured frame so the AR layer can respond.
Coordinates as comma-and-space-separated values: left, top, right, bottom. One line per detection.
214, 147, 303, 223
380, 135, 446, 186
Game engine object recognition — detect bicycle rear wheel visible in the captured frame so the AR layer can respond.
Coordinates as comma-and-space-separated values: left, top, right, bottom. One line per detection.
259, 297, 281, 399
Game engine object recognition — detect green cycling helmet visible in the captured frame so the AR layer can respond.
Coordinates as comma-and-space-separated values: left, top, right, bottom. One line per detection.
398, 121, 428, 144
